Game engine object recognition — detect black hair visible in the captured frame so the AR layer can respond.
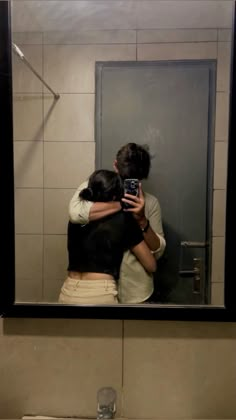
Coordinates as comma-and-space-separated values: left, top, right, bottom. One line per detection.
116, 142, 151, 180
79, 169, 123, 202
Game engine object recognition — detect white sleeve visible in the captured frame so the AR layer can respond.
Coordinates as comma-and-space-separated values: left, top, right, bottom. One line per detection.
145, 194, 166, 259
69, 181, 92, 224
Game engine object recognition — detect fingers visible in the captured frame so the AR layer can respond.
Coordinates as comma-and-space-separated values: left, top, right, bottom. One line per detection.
123, 193, 141, 203
122, 197, 139, 207
139, 183, 144, 199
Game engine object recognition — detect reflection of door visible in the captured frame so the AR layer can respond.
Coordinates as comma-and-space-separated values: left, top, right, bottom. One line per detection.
96, 61, 216, 304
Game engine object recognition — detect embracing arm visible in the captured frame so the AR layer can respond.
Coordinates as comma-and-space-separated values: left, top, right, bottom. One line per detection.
131, 240, 157, 273
69, 181, 122, 224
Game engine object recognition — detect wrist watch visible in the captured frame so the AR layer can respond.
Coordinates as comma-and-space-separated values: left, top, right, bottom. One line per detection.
141, 219, 150, 233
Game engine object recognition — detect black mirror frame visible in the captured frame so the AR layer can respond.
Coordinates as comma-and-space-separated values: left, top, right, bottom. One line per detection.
1, 1, 236, 320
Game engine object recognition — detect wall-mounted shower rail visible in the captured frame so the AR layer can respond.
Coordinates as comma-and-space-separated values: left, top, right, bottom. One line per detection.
12, 43, 60, 100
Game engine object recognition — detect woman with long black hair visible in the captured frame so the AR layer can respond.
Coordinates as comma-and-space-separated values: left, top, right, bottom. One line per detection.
59, 169, 156, 304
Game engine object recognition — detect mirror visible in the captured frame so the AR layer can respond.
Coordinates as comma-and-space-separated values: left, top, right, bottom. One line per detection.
1, 0, 236, 318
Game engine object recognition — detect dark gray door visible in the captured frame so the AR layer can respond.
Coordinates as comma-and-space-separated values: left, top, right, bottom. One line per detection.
96, 61, 216, 304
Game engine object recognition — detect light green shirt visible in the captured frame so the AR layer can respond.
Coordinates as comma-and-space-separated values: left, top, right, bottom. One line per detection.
69, 182, 166, 303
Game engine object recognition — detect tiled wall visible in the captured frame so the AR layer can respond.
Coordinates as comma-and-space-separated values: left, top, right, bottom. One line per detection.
13, 0, 232, 303
1, 318, 236, 419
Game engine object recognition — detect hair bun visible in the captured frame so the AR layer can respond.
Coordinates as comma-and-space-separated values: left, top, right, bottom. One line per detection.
79, 187, 93, 201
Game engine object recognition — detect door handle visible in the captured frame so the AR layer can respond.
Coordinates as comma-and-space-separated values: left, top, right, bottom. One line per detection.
181, 241, 208, 248
179, 258, 204, 294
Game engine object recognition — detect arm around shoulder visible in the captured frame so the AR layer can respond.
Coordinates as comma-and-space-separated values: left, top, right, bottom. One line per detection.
69, 181, 92, 224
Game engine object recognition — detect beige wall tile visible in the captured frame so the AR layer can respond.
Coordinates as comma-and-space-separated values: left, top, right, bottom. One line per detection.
137, 29, 217, 44
13, 45, 43, 93
44, 45, 136, 93
43, 277, 65, 303
44, 142, 95, 188
217, 42, 232, 92
13, 32, 43, 45
214, 141, 228, 190
211, 236, 225, 283
215, 92, 230, 141
43, 235, 67, 285
15, 234, 43, 303
44, 94, 94, 142
123, 321, 236, 418
138, 42, 217, 61
212, 189, 226, 236
137, 1, 234, 30
0, 318, 122, 418
15, 188, 43, 234
218, 29, 232, 42
13, 94, 43, 141
14, 141, 43, 188
44, 189, 75, 234
211, 282, 224, 306
12, 0, 137, 32
44, 30, 136, 45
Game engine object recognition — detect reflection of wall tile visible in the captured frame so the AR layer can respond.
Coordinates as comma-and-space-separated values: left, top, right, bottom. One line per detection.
15, 234, 43, 302
212, 189, 226, 236
137, 1, 234, 29
14, 141, 43, 188
44, 142, 95, 188
214, 141, 228, 190
138, 42, 217, 61
217, 42, 231, 92
44, 30, 136, 45
215, 92, 230, 141
44, 45, 136, 93
12, 0, 137, 31
43, 235, 67, 284
13, 32, 43, 45
13, 94, 43, 141
44, 94, 94, 142
137, 29, 217, 44
13, 45, 43, 93
44, 189, 75, 234
43, 277, 65, 303
15, 188, 43, 234
211, 282, 224, 306
211, 237, 225, 283
218, 29, 232, 42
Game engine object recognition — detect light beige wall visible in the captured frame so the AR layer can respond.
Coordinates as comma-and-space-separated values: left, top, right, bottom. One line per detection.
1, 318, 236, 419
13, 0, 233, 303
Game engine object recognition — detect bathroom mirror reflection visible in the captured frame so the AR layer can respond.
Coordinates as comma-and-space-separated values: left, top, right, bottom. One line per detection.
11, 0, 233, 306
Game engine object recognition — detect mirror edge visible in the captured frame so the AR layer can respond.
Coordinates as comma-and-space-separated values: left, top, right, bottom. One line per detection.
1, 0, 236, 321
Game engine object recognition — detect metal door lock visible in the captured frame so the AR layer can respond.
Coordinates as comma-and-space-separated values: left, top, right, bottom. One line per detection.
179, 258, 204, 294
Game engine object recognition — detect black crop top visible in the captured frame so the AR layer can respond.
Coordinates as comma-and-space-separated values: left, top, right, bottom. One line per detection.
67, 211, 143, 280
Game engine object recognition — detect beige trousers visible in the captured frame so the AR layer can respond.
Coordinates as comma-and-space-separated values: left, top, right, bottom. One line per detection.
59, 277, 118, 304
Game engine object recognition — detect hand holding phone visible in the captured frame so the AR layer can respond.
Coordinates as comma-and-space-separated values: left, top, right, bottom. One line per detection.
123, 179, 139, 209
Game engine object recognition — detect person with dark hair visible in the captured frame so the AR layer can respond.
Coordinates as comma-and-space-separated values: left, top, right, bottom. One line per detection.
69, 143, 166, 303
59, 169, 156, 304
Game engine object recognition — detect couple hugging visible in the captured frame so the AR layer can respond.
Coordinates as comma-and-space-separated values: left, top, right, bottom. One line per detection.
59, 143, 166, 305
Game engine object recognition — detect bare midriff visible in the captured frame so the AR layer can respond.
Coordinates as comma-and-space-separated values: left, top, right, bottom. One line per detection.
68, 271, 114, 280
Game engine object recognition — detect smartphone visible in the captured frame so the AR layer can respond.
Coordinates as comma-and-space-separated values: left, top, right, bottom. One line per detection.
123, 179, 139, 208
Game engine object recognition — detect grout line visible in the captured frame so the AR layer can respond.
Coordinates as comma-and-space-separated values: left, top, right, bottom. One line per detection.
121, 319, 125, 417
42, 35, 45, 302
16, 233, 67, 236
18, 41, 221, 46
